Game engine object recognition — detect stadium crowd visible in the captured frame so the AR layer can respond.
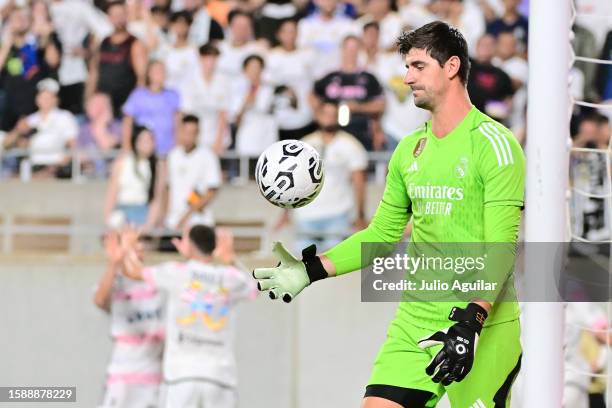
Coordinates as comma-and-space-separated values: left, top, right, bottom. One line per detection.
0, 0, 609, 228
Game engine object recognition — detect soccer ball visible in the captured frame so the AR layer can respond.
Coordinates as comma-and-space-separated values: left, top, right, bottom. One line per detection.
255, 140, 324, 208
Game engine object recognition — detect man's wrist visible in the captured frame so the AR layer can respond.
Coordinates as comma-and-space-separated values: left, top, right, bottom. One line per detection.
449, 303, 488, 334
301, 245, 328, 283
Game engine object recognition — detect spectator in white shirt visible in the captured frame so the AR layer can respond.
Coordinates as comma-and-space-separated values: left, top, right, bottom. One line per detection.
50, 0, 113, 114
3, 78, 78, 178
179, 43, 230, 155
297, 0, 359, 78
265, 19, 317, 141
230, 54, 278, 158
217, 10, 263, 77
165, 114, 222, 230
184, 0, 224, 47
355, 0, 403, 51
104, 125, 165, 229
278, 101, 368, 252
127, 3, 173, 60
163, 11, 200, 92
493, 31, 527, 133
360, 21, 429, 149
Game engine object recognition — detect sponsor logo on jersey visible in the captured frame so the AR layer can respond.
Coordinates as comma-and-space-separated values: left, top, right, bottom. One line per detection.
413, 137, 427, 158
408, 183, 464, 216
407, 161, 419, 173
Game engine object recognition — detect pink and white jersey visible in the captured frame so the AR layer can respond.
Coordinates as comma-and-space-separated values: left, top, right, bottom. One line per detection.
106, 276, 165, 385
143, 260, 257, 386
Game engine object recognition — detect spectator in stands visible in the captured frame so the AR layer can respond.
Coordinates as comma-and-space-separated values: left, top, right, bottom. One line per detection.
2, 79, 78, 179
165, 115, 222, 231
127, 3, 172, 60
217, 10, 262, 77
180, 43, 230, 154
493, 31, 527, 132
278, 101, 368, 252
360, 21, 429, 149
78, 93, 122, 176
0, 6, 61, 131
571, 24, 599, 102
467, 34, 514, 124
265, 19, 317, 141
595, 29, 612, 118
87, 0, 147, 118
93, 231, 164, 408
184, 0, 224, 47
486, 0, 528, 50
297, 0, 359, 78
104, 125, 164, 228
50, 0, 111, 115
230, 54, 278, 157
163, 11, 200, 91
571, 114, 609, 241
254, 0, 300, 47
122, 60, 181, 156
428, 0, 485, 55
311, 35, 385, 151
355, 0, 402, 51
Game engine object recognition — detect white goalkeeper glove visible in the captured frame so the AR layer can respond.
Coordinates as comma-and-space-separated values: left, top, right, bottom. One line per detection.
253, 242, 327, 303
417, 303, 488, 385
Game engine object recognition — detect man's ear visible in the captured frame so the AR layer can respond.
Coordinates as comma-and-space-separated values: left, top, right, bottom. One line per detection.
446, 56, 462, 80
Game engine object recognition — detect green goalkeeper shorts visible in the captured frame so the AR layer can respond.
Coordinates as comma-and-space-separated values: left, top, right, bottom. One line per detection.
367, 315, 522, 408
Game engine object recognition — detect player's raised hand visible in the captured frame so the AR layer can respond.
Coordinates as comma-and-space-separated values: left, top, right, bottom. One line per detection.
253, 242, 328, 303
417, 303, 488, 385
103, 231, 123, 265
213, 227, 235, 264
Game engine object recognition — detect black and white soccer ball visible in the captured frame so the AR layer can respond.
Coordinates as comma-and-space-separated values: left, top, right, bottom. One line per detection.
255, 140, 324, 208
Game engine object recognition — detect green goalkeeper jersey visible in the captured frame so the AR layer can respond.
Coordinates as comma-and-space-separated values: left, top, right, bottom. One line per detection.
325, 106, 526, 329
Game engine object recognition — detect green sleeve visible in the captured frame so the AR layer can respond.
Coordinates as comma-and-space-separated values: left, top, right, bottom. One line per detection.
477, 122, 526, 208
324, 145, 411, 275
482, 202, 522, 304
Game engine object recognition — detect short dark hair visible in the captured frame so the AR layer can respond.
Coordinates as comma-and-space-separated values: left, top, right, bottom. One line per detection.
189, 225, 216, 255
105, 0, 125, 12
199, 42, 220, 56
228, 9, 252, 25
170, 10, 193, 25
150, 5, 170, 15
182, 114, 199, 125
243, 54, 265, 70
396, 21, 471, 84
363, 21, 380, 32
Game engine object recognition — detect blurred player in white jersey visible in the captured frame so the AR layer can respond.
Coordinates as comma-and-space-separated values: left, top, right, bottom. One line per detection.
94, 232, 165, 408
121, 225, 257, 408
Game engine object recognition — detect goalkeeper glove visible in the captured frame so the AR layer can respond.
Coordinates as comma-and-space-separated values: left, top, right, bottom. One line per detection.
417, 303, 488, 385
253, 242, 327, 303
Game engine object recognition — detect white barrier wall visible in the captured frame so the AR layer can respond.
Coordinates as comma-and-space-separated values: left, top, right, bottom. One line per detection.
0, 255, 399, 408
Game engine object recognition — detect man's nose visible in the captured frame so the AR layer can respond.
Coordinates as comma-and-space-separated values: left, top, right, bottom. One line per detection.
404, 71, 416, 86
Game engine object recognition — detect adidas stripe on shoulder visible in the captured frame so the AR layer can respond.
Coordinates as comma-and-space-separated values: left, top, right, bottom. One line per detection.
477, 122, 515, 167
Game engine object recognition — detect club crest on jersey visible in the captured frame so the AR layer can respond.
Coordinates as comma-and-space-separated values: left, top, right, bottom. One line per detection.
455, 157, 468, 178
413, 138, 427, 158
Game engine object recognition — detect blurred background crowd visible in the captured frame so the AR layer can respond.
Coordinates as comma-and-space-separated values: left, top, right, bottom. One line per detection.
0, 0, 609, 236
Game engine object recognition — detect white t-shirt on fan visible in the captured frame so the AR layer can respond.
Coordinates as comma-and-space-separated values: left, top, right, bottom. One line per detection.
166, 145, 222, 229
27, 108, 78, 165
294, 131, 368, 221
179, 71, 231, 149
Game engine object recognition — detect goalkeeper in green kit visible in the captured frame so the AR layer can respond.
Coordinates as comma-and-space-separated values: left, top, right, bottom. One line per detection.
254, 21, 525, 408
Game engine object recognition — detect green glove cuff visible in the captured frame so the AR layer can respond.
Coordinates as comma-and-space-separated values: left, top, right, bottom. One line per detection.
302, 244, 327, 283
449, 303, 488, 335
